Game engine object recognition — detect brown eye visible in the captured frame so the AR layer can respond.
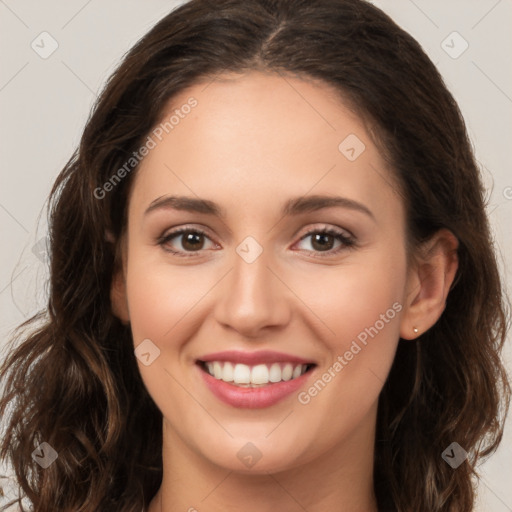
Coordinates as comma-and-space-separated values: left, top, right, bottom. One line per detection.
310, 232, 336, 251
295, 227, 355, 255
180, 231, 206, 251
158, 228, 216, 256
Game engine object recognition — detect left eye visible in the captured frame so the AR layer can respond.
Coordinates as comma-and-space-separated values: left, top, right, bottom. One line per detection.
295, 228, 355, 254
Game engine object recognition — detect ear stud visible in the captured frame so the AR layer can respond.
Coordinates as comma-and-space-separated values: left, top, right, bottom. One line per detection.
413, 327, 419, 334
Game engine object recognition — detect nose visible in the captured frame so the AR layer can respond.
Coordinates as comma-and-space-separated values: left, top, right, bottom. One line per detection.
213, 247, 291, 338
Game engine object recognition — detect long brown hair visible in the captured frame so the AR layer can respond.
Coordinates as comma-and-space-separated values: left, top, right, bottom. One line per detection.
1, 0, 510, 510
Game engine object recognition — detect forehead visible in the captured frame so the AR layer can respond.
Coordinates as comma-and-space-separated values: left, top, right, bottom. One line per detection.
154, 71, 366, 166
129, 71, 403, 225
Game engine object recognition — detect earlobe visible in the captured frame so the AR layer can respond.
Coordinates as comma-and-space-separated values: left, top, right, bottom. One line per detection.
400, 229, 459, 340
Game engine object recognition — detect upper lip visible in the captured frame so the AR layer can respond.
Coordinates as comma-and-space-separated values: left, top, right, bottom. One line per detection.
197, 350, 315, 366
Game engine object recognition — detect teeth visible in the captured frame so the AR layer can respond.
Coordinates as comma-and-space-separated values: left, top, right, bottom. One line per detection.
213, 361, 222, 379
222, 362, 234, 382
203, 361, 310, 386
282, 363, 293, 381
233, 363, 251, 384
269, 363, 281, 383
251, 364, 269, 385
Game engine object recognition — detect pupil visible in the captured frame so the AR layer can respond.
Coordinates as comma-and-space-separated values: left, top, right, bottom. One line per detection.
312, 233, 332, 251
183, 232, 203, 251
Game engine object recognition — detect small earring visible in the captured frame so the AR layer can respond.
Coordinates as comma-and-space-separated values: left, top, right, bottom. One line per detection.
413, 327, 419, 334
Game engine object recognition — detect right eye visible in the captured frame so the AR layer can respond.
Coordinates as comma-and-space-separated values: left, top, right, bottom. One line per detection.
157, 227, 218, 257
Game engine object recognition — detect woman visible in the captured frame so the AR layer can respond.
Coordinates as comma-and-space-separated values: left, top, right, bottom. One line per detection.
1, 0, 509, 510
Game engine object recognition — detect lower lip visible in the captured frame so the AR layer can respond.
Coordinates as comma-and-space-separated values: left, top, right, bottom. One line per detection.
198, 364, 314, 409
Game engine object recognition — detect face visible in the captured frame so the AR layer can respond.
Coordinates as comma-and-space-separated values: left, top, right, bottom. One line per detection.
113, 71, 412, 474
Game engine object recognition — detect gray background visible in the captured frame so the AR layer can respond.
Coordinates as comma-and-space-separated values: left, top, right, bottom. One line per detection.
0, 1, 511, 510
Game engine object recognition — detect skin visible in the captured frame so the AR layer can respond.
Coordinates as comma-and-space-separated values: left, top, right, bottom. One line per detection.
111, 71, 458, 512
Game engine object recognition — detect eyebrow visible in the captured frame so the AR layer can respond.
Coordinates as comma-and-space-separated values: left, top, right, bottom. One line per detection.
144, 194, 375, 221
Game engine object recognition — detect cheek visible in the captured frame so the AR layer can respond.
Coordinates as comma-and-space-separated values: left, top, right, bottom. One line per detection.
123, 256, 209, 412
125, 260, 211, 344
124, 259, 211, 418
334, 269, 402, 347
295, 246, 406, 426
298, 243, 406, 348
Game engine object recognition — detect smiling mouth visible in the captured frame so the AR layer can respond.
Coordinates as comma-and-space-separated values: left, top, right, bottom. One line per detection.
197, 360, 316, 387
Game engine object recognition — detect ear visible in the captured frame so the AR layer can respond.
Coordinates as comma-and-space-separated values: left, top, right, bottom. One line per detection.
109, 233, 130, 324
400, 229, 459, 340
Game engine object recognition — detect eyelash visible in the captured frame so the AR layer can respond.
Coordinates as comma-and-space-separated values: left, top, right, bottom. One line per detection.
157, 225, 356, 259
